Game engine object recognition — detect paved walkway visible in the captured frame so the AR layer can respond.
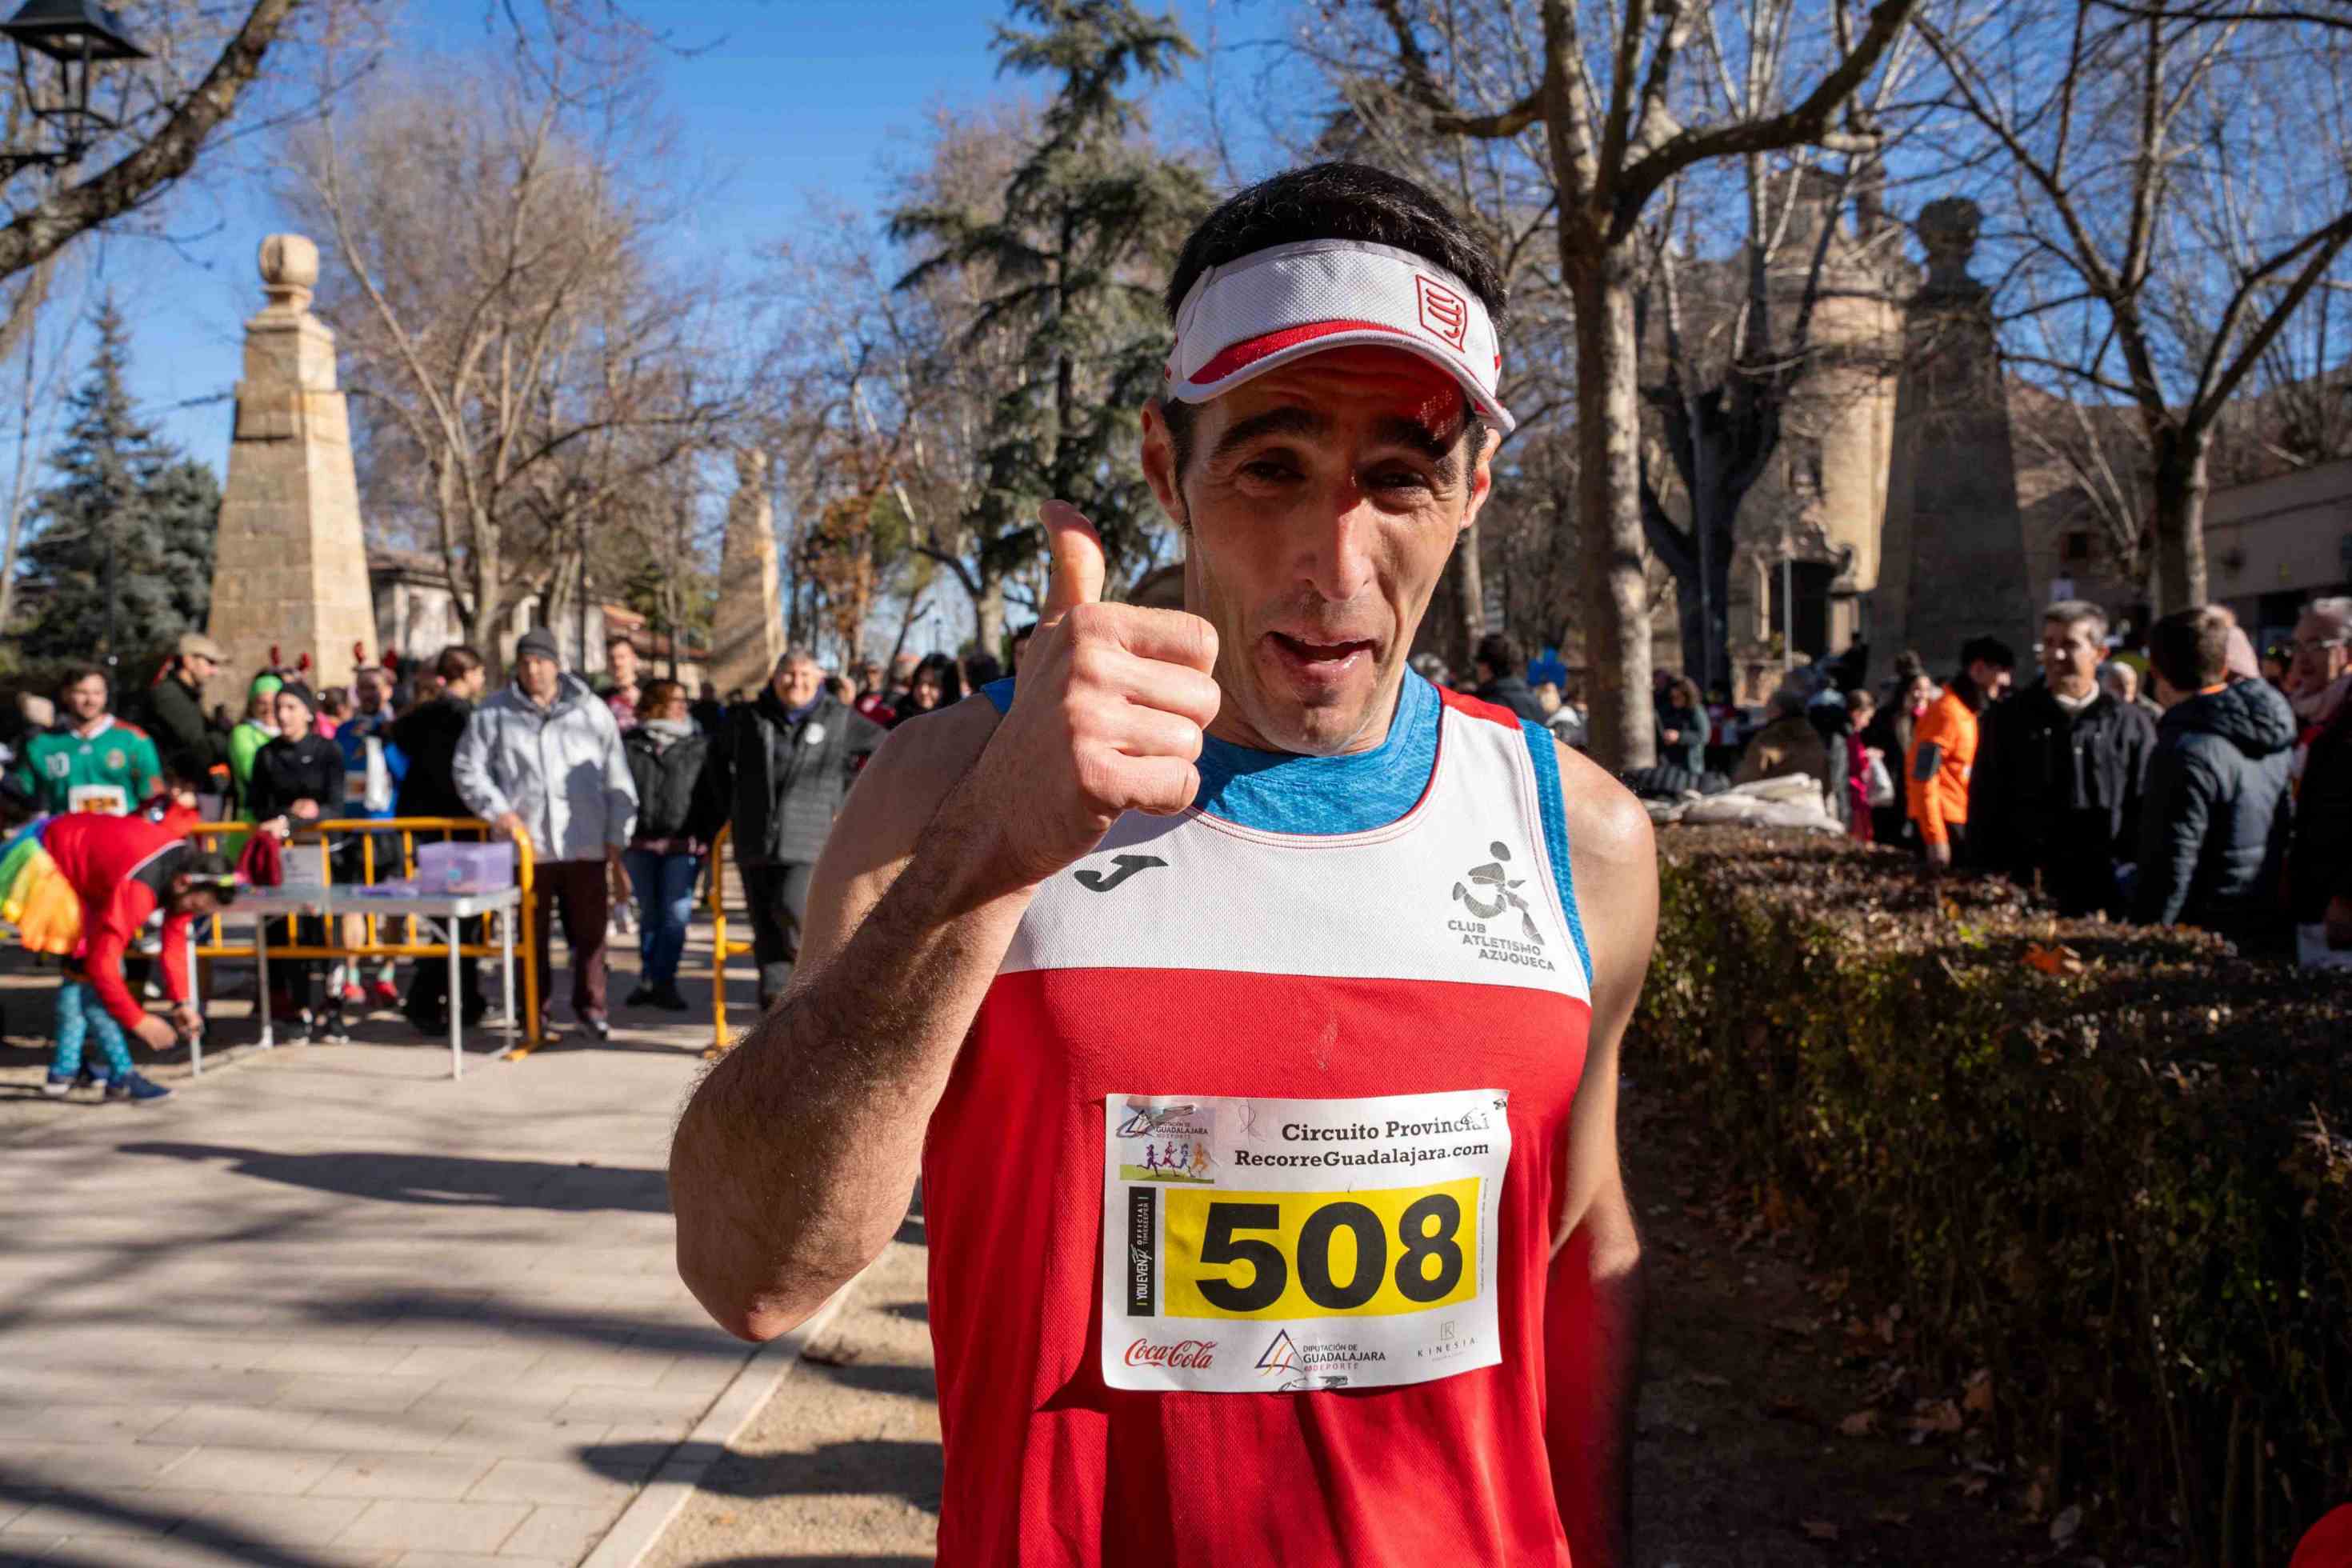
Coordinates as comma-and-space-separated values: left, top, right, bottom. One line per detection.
0, 945, 743, 1566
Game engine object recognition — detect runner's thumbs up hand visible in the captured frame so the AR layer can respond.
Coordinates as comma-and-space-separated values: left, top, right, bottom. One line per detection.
1039, 498, 1106, 625
974, 501, 1221, 890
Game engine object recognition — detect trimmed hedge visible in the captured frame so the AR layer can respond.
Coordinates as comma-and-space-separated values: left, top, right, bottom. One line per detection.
1633, 829, 2352, 1566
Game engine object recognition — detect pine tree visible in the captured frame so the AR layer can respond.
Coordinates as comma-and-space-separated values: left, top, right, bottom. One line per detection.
17, 297, 222, 666
890, 0, 1210, 651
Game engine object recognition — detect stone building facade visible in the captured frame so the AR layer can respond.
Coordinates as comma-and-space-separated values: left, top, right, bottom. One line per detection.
2208, 458, 2352, 650
367, 548, 710, 689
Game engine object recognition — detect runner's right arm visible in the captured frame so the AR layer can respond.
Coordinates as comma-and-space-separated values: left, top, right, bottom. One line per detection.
670, 505, 1220, 1341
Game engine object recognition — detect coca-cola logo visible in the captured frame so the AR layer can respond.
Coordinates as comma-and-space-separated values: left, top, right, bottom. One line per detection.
1124, 1338, 1218, 1370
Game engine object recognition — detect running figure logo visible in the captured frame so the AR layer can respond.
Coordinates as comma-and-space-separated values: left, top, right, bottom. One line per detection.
1451, 842, 1544, 946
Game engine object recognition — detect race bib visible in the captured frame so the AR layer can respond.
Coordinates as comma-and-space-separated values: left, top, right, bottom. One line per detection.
67, 783, 128, 815
1101, 1088, 1510, 1394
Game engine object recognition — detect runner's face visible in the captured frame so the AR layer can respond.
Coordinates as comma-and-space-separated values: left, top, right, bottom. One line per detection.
63, 675, 106, 723
609, 642, 638, 686
1146, 346, 1497, 756
274, 692, 312, 739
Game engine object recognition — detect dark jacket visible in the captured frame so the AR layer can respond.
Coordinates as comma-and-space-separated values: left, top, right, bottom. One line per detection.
623, 722, 722, 846
390, 695, 474, 819
1474, 674, 1549, 725
247, 733, 345, 823
2131, 679, 2296, 941
709, 689, 884, 866
1658, 703, 1707, 774
1805, 700, 1854, 824
1970, 682, 2157, 915
1862, 690, 1919, 827
2288, 696, 2352, 925
136, 671, 226, 778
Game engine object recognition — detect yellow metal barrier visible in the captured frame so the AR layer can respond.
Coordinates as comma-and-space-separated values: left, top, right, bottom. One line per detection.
189, 817, 542, 1047
705, 823, 753, 1059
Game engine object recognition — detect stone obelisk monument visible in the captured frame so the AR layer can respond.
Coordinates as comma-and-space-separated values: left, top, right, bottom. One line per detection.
1873, 198, 2033, 682
205, 234, 379, 701
709, 447, 785, 694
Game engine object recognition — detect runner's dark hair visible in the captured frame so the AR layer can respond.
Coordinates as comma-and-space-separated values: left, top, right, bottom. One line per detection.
55, 662, 109, 697
1158, 162, 1506, 482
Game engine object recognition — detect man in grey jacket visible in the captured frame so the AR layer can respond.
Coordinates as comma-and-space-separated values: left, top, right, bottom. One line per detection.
454, 627, 638, 1040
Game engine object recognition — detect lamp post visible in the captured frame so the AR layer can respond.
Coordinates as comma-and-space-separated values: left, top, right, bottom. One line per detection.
0, 0, 146, 178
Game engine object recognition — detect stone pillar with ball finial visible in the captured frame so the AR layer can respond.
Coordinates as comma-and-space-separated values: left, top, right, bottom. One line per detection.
204, 233, 382, 706
1871, 197, 2034, 684
708, 447, 785, 696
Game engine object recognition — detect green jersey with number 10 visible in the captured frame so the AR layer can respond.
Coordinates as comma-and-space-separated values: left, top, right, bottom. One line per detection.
13, 718, 162, 816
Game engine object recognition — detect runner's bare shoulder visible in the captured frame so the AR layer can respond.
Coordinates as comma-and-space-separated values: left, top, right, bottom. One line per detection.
797, 694, 1007, 974
1550, 738, 1652, 878
831, 694, 1002, 867
1548, 737, 1657, 985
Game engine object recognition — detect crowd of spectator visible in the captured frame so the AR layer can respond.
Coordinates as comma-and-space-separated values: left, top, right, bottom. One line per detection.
0, 624, 1029, 1058
1622, 593, 2350, 969
3, 585, 2343, 1074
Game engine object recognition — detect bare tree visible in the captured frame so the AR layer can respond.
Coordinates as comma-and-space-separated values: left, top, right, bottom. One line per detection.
0, 250, 74, 632
281, 45, 749, 667
758, 165, 1010, 666
1337, 0, 1918, 767
1295, 10, 1577, 672
1633, 5, 1920, 692
1919, 0, 2352, 610
0, 0, 308, 284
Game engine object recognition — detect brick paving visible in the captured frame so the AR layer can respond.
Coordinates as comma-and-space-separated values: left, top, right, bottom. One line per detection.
0, 963, 742, 1566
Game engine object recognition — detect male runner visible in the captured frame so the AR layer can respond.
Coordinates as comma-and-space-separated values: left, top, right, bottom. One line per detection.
14, 666, 163, 816
35, 811, 237, 1099
670, 162, 1654, 1566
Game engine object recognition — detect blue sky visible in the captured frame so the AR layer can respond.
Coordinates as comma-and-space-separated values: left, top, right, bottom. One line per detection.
22, 0, 1296, 479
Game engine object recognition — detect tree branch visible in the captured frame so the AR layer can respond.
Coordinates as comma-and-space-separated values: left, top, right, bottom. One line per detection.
1616, 0, 1919, 226
0, 0, 303, 281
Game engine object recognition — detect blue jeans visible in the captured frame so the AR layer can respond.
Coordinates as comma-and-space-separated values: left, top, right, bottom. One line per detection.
52, 980, 133, 1082
623, 850, 699, 988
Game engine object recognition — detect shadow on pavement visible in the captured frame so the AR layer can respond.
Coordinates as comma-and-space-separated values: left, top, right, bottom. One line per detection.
0, 1468, 347, 1567
691, 1559, 933, 1566
115, 1142, 670, 1211
580, 1438, 942, 1513
301, 1288, 740, 1356
798, 1358, 937, 1402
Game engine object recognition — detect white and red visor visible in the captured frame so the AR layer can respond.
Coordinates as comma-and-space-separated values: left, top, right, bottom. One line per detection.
1163, 238, 1514, 435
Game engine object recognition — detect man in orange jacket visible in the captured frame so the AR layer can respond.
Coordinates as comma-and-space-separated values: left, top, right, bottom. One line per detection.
1908, 636, 2016, 866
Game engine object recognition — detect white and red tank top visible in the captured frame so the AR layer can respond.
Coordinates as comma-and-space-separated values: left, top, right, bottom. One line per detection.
924, 674, 1594, 1565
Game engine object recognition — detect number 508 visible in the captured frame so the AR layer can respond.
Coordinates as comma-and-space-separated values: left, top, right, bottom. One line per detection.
1159, 1179, 1480, 1321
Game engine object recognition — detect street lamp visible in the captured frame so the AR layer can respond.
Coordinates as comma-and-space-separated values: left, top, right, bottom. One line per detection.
0, 0, 146, 178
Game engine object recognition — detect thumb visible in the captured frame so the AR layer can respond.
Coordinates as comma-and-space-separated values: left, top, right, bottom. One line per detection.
1039, 501, 1105, 626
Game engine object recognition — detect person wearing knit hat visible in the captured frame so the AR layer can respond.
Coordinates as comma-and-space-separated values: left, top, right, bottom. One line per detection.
228, 672, 287, 818
454, 629, 638, 1042
249, 680, 351, 1042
